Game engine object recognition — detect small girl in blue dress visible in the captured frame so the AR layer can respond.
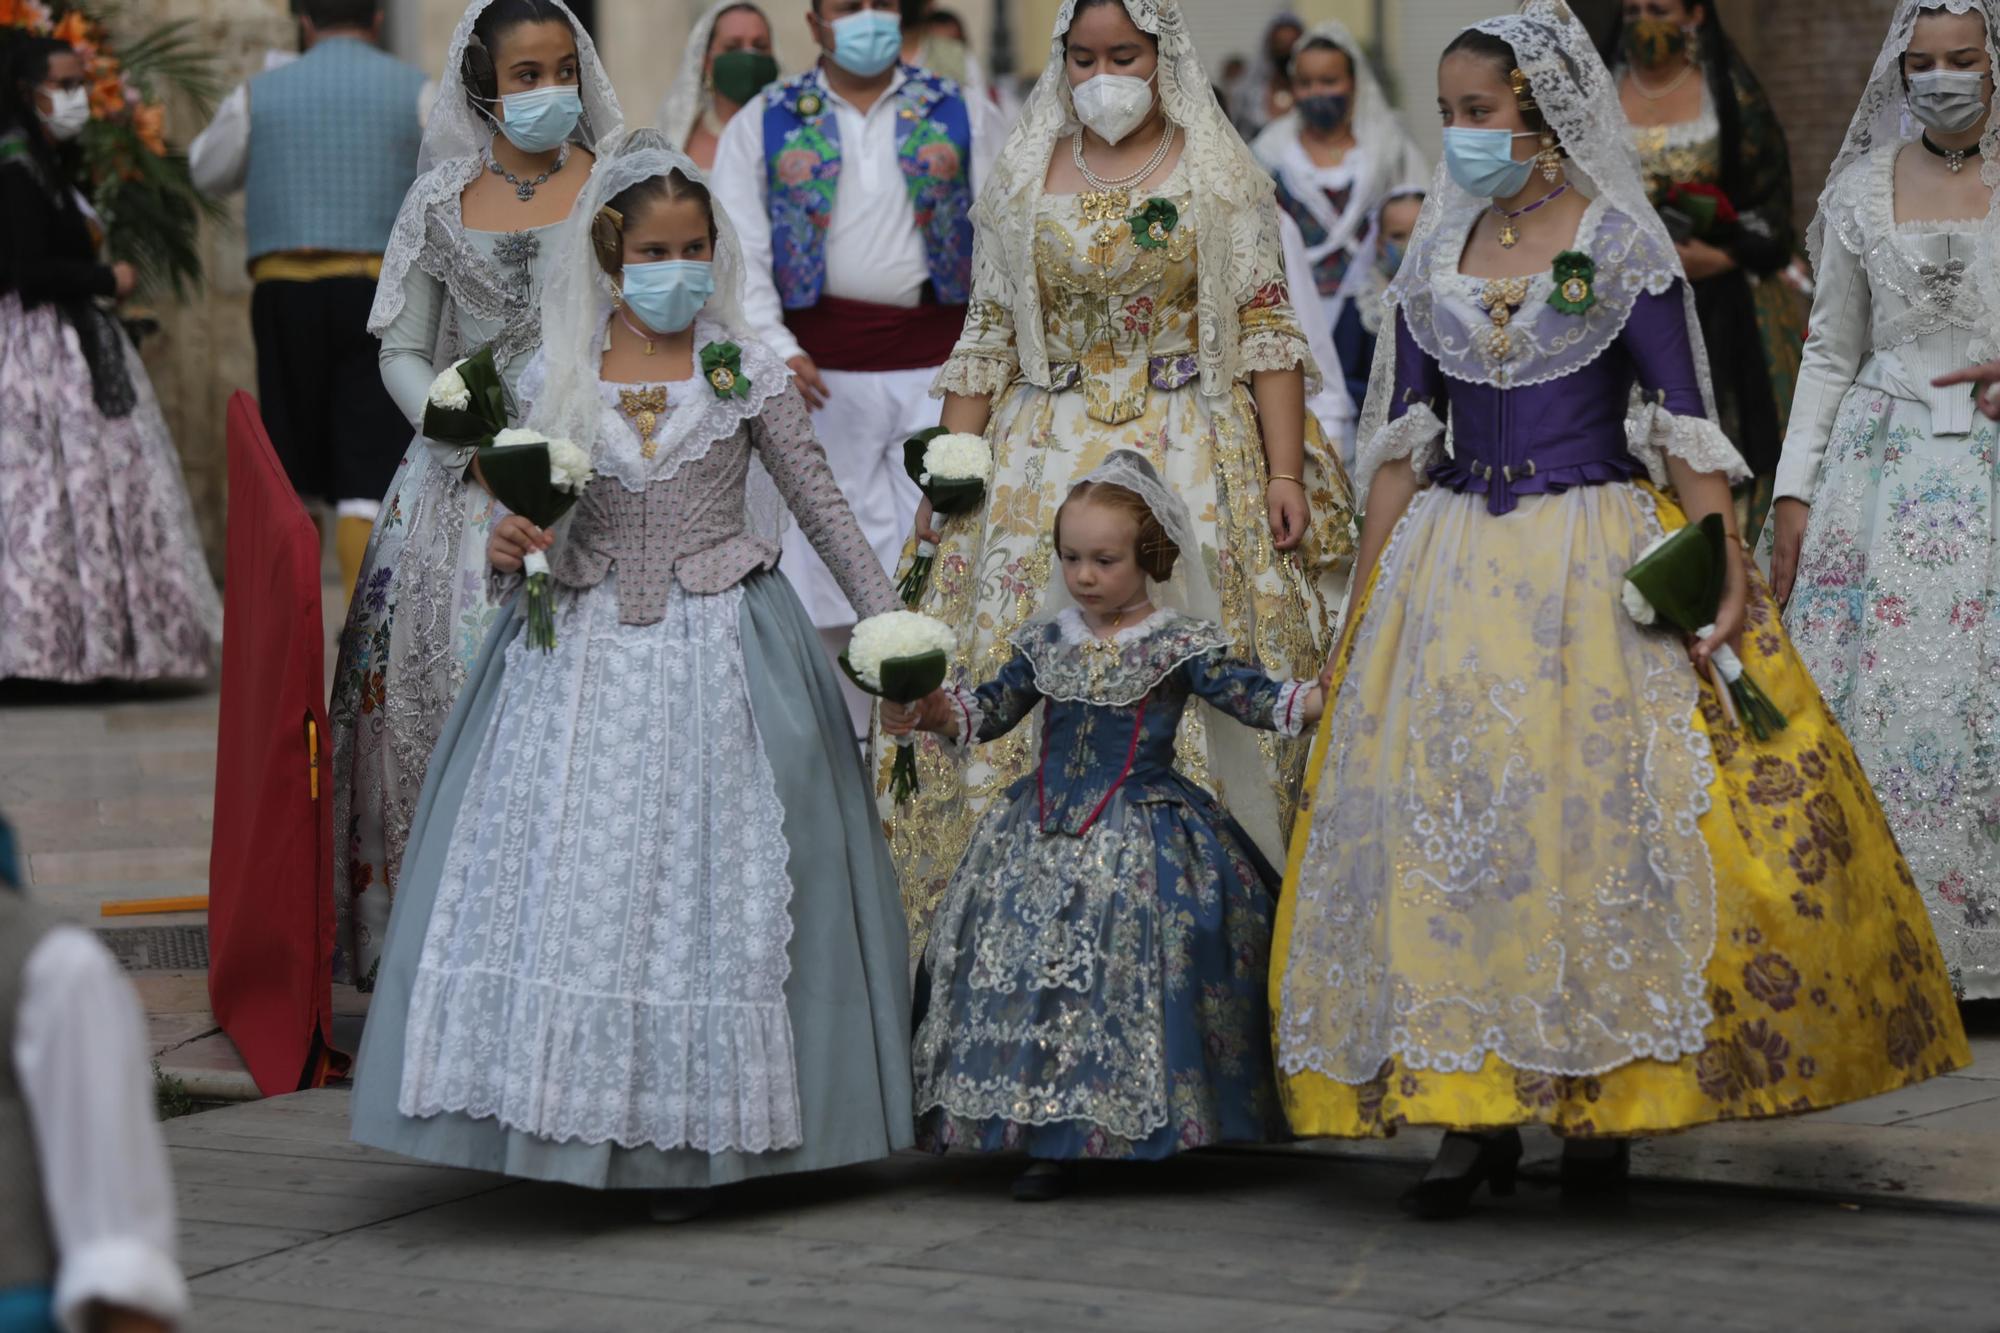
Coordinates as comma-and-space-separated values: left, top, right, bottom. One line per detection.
885, 451, 1325, 1202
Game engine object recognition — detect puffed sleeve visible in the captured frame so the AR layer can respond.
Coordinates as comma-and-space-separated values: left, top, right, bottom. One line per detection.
1181, 650, 1314, 738
1620, 281, 1751, 485
931, 214, 1018, 399
748, 382, 901, 619
1354, 309, 1448, 495
939, 648, 1043, 749
1234, 195, 1317, 381
1773, 223, 1870, 503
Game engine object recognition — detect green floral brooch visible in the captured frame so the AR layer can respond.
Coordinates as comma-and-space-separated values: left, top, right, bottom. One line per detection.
794, 90, 825, 119
1547, 250, 1597, 316
1128, 197, 1179, 250
701, 341, 751, 401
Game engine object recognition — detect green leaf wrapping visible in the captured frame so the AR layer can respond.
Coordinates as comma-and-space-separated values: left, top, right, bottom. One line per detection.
1624, 513, 1726, 635
423, 346, 509, 448
475, 442, 584, 530
838, 649, 950, 705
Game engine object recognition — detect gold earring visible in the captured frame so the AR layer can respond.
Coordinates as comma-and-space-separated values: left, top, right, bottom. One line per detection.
1685, 26, 1701, 65
1538, 133, 1563, 185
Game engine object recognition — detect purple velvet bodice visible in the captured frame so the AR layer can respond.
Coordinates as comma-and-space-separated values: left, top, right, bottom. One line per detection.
1389, 284, 1706, 516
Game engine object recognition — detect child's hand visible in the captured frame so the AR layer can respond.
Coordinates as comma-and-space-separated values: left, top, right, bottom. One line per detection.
488, 515, 552, 573
1299, 683, 1327, 728
881, 700, 922, 735
884, 690, 958, 738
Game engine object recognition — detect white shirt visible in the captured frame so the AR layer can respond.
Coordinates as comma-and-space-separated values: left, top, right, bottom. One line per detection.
14, 926, 188, 1332
189, 48, 435, 197
710, 63, 1002, 364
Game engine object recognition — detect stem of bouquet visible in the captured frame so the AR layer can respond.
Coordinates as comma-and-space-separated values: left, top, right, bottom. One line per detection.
897, 541, 938, 608
1705, 657, 1741, 733
889, 733, 920, 803
523, 551, 557, 651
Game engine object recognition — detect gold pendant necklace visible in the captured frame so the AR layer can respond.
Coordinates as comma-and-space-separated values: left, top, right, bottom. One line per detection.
618, 306, 657, 355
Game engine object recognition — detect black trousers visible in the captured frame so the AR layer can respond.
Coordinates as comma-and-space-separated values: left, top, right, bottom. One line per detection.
251, 275, 409, 506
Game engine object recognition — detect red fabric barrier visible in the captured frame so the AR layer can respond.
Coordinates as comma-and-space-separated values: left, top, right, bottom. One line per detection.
208, 391, 334, 1096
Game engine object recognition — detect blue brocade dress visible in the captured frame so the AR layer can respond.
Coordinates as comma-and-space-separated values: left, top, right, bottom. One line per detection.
914, 608, 1312, 1160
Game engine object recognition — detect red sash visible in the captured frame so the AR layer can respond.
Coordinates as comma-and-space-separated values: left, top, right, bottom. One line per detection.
784, 292, 966, 373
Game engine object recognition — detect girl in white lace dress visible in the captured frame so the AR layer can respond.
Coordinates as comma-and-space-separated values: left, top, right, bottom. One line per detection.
330, 0, 621, 990
1770, 0, 2000, 999
349, 132, 912, 1218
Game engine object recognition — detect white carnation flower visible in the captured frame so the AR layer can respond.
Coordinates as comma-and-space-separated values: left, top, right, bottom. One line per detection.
1620, 579, 1657, 627
427, 361, 472, 411
919, 432, 992, 486
546, 437, 594, 493
492, 427, 546, 449
847, 610, 955, 690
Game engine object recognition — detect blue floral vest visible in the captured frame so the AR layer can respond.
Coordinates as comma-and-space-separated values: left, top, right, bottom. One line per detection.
761, 64, 975, 309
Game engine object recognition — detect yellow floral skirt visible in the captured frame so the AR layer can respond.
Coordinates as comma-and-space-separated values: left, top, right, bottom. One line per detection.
1271, 483, 1970, 1139
886, 375, 1353, 957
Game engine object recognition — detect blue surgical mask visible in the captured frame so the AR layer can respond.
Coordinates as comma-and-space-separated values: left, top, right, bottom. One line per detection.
494, 84, 582, 153
620, 260, 715, 335
1442, 127, 1538, 200
1378, 240, 1406, 280
828, 10, 901, 78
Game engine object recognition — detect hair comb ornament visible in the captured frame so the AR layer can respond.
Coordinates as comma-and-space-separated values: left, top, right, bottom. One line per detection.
1509, 68, 1538, 111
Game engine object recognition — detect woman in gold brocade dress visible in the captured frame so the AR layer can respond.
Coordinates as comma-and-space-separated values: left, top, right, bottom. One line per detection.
1607, 0, 1806, 545
889, 0, 1354, 944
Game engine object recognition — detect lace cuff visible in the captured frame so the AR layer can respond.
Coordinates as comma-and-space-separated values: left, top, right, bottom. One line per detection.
1626, 401, 1750, 487
940, 682, 983, 753
931, 350, 1018, 400
1356, 402, 1446, 495
1273, 680, 1315, 738
1239, 326, 1319, 387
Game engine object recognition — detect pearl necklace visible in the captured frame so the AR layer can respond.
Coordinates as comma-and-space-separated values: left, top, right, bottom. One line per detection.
1627, 61, 1696, 102
1073, 122, 1177, 193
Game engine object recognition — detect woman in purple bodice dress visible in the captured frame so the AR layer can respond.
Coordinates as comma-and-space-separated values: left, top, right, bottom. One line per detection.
1270, 1, 1967, 1223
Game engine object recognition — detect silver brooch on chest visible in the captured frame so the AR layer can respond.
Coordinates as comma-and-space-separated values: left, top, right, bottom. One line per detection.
493, 231, 541, 269
1918, 257, 1967, 303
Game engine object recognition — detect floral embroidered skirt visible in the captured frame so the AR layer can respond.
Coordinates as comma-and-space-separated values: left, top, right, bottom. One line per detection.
916, 784, 1286, 1160
888, 375, 1353, 958
1784, 384, 2000, 999
1272, 481, 1969, 1138
330, 441, 503, 989
0, 295, 217, 681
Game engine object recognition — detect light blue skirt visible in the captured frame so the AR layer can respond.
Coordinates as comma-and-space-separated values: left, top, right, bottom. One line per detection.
350, 570, 914, 1188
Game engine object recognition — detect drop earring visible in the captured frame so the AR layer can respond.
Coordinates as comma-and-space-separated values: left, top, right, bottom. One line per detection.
1685, 26, 1702, 66
1538, 133, 1564, 185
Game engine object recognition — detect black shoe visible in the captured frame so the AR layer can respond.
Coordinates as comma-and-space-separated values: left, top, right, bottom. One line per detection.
1011, 1160, 1074, 1202
1400, 1130, 1523, 1221
648, 1188, 716, 1223
1559, 1139, 1632, 1196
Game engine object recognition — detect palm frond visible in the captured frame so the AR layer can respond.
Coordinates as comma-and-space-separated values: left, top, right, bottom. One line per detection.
104, 16, 224, 118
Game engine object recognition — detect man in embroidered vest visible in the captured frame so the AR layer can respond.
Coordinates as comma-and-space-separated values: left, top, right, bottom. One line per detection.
712, 0, 1000, 740
0, 813, 188, 1331
190, 0, 430, 599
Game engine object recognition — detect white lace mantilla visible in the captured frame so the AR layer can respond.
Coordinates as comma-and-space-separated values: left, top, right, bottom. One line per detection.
399, 577, 803, 1153
1012, 608, 1232, 706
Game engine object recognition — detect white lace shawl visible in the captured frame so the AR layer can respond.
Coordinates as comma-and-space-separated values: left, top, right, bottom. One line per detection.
1353, 0, 1728, 495
369, 0, 624, 336
1803, 0, 2000, 362
960, 0, 1307, 400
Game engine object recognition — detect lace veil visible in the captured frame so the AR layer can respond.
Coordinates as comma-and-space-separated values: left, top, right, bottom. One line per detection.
1032, 449, 1203, 619
1804, 0, 2000, 361
368, 0, 624, 335
1353, 0, 1719, 490
654, 0, 770, 152
976, 0, 1300, 399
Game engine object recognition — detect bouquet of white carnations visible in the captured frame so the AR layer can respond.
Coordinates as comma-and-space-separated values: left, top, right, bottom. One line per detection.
424, 346, 509, 450
475, 429, 594, 651
897, 427, 992, 606
841, 610, 955, 801
1623, 512, 1786, 741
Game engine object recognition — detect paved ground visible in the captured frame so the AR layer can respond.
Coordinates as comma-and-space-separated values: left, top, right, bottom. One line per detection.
13, 569, 2000, 1330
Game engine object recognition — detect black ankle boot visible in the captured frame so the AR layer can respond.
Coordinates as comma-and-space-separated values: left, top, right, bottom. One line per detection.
1401, 1130, 1523, 1221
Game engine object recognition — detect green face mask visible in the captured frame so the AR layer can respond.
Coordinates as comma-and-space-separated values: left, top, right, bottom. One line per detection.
711, 49, 780, 107
1623, 18, 1689, 70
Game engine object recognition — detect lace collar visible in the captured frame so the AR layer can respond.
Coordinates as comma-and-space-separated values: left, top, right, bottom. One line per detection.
519, 316, 791, 493
1404, 195, 1680, 390
1010, 607, 1231, 706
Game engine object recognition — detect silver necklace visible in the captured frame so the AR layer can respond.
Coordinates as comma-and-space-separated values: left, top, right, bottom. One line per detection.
488, 140, 570, 202
1073, 122, 1177, 193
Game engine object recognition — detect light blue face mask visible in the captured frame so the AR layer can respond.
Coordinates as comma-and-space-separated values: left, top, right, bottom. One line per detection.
495, 84, 582, 153
828, 9, 902, 78
1441, 127, 1538, 200
620, 260, 715, 335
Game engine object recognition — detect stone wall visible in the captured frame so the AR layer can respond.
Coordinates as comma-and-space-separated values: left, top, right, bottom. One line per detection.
135, 0, 295, 576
